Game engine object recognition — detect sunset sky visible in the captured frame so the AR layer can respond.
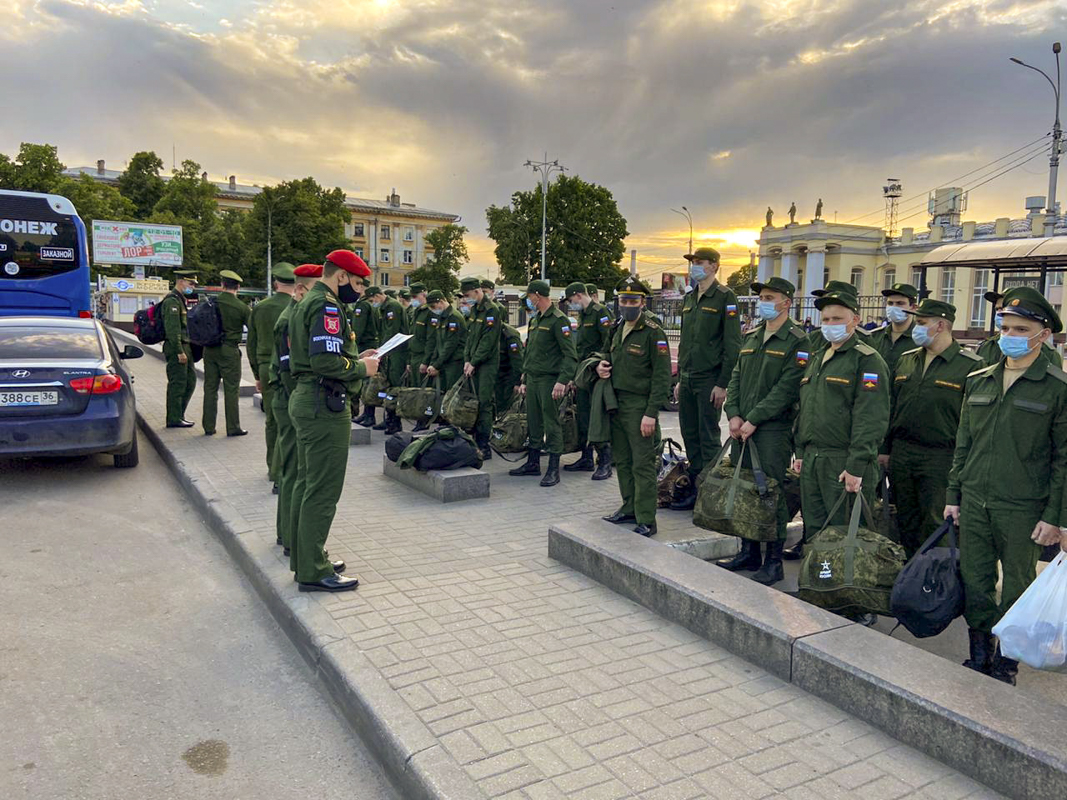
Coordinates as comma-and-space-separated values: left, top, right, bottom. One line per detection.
3, 0, 1065, 282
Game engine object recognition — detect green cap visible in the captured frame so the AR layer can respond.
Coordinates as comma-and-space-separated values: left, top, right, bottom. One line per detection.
384, 288, 397, 297
584, 283, 598, 295
750, 276, 795, 299
615, 275, 651, 296
365, 285, 382, 296
684, 247, 720, 263
814, 291, 859, 313
409, 282, 427, 294
174, 270, 198, 282
564, 282, 587, 298
984, 290, 1004, 304
524, 279, 551, 297
272, 262, 295, 283
480, 278, 495, 290
812, 280, 857, 298
908, 299, 956, 323
219, 269, 243, 283
398, 288, 411, 299
460, 276, 482, 292
426, 289, 446, 303
882, 282, 918, 301
1001, 287, 1063, 333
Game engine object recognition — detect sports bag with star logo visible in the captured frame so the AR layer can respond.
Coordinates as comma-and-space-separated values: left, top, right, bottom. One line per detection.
692, 439, 780, 541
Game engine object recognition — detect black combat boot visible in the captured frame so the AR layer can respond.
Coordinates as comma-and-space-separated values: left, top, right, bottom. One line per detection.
782, 541, 804, 560
476, 432, 493, 461
509, 449, 541, 476
372, 413, 389, 430
356, 407, 377, 427
990, 641, 1019, 685
563, 446, 595, 472
591, 445, 613, 481
716, 540, 762, 572
963, 628, 996, 674
540, 453, 561, 487
669, 478, 697, 510
752, 542, 785, 585
412, 419, 429, 432
383, 411, 403, 435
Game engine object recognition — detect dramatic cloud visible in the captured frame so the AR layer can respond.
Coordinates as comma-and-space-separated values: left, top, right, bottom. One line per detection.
2, 0, 1064, 278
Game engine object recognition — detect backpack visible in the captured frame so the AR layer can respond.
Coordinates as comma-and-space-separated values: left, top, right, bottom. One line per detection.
441, 376, 479, 430
397, 426, 482, 471
133, 301, 167, 345
491, 394, 528, 453
693, 440, 780, 542
187, 296, 224, 347
385, 431, 417, 463
889, 521, 964, 638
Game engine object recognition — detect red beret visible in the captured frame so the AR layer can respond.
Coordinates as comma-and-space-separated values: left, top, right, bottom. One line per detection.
293, 264, 322, 278
326, 250, 370, 277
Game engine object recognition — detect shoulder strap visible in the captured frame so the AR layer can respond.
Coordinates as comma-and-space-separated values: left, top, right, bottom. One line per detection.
854, 342, 877, 356
1046, 363, 1067, 385
958, 348, 983, 363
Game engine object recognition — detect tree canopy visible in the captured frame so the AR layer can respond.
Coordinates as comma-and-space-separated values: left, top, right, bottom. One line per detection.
726, 262, 757, 295
408, 224, 469, 295
117, 151, 166, 220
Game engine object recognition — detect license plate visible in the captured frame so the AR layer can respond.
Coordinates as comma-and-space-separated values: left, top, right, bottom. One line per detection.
0, 390, 59, 407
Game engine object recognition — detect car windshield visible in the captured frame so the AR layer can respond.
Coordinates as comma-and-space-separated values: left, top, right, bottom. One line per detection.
0, 326, 102, 359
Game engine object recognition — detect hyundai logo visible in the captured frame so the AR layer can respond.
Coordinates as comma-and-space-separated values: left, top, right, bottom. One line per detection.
11, 370, 30, 378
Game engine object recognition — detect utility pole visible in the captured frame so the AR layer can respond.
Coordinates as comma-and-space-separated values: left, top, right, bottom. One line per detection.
630, 249, 637, 277
671, 207, 693, 254
1011, 42, 1062, 238
524, 154, 566, 281
263, 189, 274, 296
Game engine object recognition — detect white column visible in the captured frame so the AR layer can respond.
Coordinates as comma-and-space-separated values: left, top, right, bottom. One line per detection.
780, 252, 798, 286
804, 249, 825, 297
757, 254, 773, 282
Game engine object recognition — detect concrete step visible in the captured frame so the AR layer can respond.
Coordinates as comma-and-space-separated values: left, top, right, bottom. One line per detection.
382, 455, 488, 503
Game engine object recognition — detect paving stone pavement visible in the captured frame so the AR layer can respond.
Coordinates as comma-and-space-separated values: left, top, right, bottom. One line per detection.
128, 353, 1005, 800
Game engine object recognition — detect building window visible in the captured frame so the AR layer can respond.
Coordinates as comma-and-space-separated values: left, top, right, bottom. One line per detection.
353, 222, 365, 238
404, 274, 411, 287
1051, 272, 1065, 287
941, 267, 956, 306
381, 273, 390, 286
970, 269, 989, 328
402, 249, 413, 265
883, 268, 896, 290
850, 267, 864, 293
911, 266, 922, 289
354, 248, 363, 259
380, 248, 390, 263
381, 225, 391, 241
404, 227, 414, 242
823, 268, 829, 286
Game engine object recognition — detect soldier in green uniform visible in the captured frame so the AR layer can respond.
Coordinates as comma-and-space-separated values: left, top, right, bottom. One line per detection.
977, 289, 1062, 367
373, 285, 408, 434
509, 280, 578, 487
460, 277, 502, 459
885, 299, 983, 558
586, 283, 612, 320
671, 247, 742, 510
562, 282, 615, 478
793, 291, 890, 563
272, 264, 319, 550
598, 277, 671, 536
398, 287, 412, 314
201, 270, 252, 437
806, 281, 868, 355
480, 278, 508, 325
351, 285, 382, 426
425, 289, 467, 391
496, 323, 525, 412
246, 263, 296, 482
288, 250, 377, 592
869, 282, 918, 373
162, 270, 198, 428
719, 277, 807, 584
945, 287, 1067, 683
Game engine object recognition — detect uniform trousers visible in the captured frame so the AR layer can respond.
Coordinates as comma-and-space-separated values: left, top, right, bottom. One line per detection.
526, 377, 563, 454
889, 443, 954, 558
678, 371, 721, 478
272, 386, 297, 550
258, 364, 277, 479
202, 344, 243, 435
610, 392, 661, 525
165, 347, 196, 425
799, 447, 877, 542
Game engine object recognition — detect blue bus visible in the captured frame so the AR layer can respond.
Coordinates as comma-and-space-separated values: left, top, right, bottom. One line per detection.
0, 189, 92, 318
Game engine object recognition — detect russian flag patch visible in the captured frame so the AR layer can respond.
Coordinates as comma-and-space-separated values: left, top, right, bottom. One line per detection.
726, 304, 738, 316
797, 350, 809, 366
325, 305, 339, 315
657, 340, 669, 353
862, 372, 879, 390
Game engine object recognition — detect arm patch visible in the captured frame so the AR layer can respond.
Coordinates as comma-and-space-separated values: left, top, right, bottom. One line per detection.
310, 310, 345, 355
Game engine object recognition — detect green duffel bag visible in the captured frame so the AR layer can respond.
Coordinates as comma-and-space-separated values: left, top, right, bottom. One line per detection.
360, 371, 390, 407
396, 375, 441, 424
797, 491, 907, 617
693, 439, 779, 541
441, 375, 479, 430
559, 394, 581, 454
491, 394, 528, 453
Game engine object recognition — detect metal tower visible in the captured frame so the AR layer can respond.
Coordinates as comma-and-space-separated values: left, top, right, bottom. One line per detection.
883, 179, 902, 239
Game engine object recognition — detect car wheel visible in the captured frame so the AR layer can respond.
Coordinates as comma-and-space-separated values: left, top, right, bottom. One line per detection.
114, 430, 140, 468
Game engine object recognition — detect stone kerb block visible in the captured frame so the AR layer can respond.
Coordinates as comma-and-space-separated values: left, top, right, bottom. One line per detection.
382, 455, 489, 503
350, 426, 372, 446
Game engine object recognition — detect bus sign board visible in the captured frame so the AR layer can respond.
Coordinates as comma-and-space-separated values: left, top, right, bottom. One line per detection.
91, 220, 183, 267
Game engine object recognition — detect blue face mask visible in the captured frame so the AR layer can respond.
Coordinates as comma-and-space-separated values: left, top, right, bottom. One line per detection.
459, 304, 471, 317
411, 299, 421, 308
999, 332, 1041, 359
821, 323, 850, 344
757, 300, 781, 320
690, 264, 708, 283
371, 301, 382, 309
525, 298, 536, 311
182, 286, 194, 295
911, 324, 933, 347
431, 306, 444, 316
568, 301, 582, 312
885, 306, 910, 324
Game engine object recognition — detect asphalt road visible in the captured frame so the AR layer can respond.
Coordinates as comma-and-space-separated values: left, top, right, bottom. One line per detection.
0, 443, 398, 800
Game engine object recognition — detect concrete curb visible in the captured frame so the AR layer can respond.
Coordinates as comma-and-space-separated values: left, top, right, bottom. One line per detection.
548, 519, 1067, 800
137, 412, 485, 800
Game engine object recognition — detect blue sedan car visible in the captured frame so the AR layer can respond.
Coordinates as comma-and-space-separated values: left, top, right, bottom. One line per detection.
0, 316, 143, 467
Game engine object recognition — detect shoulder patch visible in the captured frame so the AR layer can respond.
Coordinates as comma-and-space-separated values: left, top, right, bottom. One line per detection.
1045, 363, 1067, 385
968, 363, 998, 379
788, 326, 807, 340
902, 346, 922, 357
958, 349, 984, 363
854, 343, 878, 357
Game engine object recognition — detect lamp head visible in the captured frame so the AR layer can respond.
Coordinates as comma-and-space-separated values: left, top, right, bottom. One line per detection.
1054, 42, 1061, 54
1010, 57, 1024, 64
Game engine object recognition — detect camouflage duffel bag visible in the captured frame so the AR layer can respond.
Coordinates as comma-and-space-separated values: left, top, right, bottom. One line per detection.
396, 375, 441, 424
693, 440, 779, 541
441, 375, 479, 430
559, 395, 581, 454
491, 394, 528, 453
360, 371, 390, 407
797, 491, 906, 617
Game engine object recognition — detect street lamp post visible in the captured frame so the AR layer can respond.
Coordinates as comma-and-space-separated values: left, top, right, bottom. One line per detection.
524, 154, 567, 281
1011, 42, 1062, 238
671, 206, 693, 254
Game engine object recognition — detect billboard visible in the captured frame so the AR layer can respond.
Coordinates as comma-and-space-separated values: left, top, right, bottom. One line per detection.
91, 220, 183, 267
660, 272, 688, 298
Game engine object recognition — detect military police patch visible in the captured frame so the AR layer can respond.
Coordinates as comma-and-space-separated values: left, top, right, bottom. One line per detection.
324, 314, 341, 335
862, 372, 879, 390
797, 350, 809, 366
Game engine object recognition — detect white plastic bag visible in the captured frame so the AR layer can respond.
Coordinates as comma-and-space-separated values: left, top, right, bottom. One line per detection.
993, 552, 1067, 672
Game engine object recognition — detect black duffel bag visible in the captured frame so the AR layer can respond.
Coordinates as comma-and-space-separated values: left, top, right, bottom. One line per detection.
385, 431, 416, 463
889, 520, 964, 638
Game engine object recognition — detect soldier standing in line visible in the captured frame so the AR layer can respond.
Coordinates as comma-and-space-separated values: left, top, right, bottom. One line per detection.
945, 288, 1067, 684
246, 263, 296, 486
598, 277, 671, 536
977, 289, 1061, 367
586, 283, 612, 320
398, 287, 412, 313
425, 289, 466, 389
480, 278, 507, 324
496, 323, 525, 412
202, 270, 252, 437
373, 286, 408, 435
407, 281, 430, 372
288, 250, 378, 593
718, 277, 807, 585
461, 277, 502, 459
562, 282, 614, 479
869, 282, 919, 374
670, 247, 742, 511
351, 285, 382, 427
162, 270, 198, 428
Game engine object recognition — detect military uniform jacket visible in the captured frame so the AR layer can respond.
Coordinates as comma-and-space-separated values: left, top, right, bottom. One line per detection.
677, 280, 742, 387
289, 282, 367, 390
869, 321, 916, 373
214, 291, 251, 347
247, 291, 291, 374
947, 358, 1067, 523
161, 289, 190, 357
576, 301, 613, 362
269, 298, 298, 394
464, 297, 501, 367
724, 318, 808, 430
499, 324, 524, 375
429, 308, 467, 371
523, 305, 578, 383
379, 297, 406, 343
888, 342, 983, 451
606, 311, 672, 418
976, 332, 1061, 367
409, 305, 432, 365
795, 333, 891, 477
350, 298, 380, 352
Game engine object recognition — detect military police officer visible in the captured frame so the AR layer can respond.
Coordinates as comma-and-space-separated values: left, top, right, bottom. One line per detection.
374, 285, 408, 435
162, 270, 198, 428
563, 281, 614, 478
598, 277, 671, 536
870, 282, 919, 373
945, 287, 1067, 683
202, 270, 252, 437
460, 277, 502, 459
509, 280, 578, 487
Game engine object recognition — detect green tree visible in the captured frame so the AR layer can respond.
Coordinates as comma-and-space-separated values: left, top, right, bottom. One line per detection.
118, 151, 166, 219
409, 224, 469, 295
726, 262, 757, 295
0, 143, 66, 193
153, 159, 217, 222
0, 153, 17, 188
486, 174, 629, 288
200, 209, 248, 285
55, 173, 137, 280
